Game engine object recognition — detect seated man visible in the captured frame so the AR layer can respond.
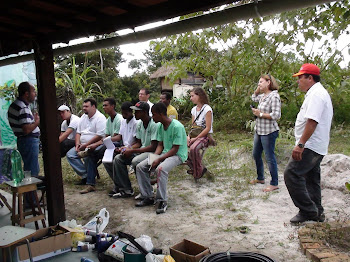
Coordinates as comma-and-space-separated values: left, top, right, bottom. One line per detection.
58, 105, 80, 157
79, 98, 123, 194
66, 98, 106, 187
103, 101, 139, 194
135, 102, 187, 214
160, 92, 178, 120
111, 101, 159, 198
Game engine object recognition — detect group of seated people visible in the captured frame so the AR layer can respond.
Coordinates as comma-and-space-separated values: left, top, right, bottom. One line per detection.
59, 89, 189, 214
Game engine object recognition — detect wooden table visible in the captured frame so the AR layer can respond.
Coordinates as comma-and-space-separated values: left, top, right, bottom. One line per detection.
0, 225, 36, 262
6, 177, 46, 230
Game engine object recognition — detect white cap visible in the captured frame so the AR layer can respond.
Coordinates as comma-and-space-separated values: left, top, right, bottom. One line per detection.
58, 105, 70, 111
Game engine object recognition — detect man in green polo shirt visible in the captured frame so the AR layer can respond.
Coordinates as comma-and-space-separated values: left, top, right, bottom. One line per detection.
110, 101, 159, 198
135, 102, 187, 214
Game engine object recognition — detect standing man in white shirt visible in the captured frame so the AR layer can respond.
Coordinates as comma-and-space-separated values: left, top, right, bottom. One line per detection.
58, 105, 80, 157
138, 88, 153, 116
284, 64, 333, 224
66, 98, 106, 186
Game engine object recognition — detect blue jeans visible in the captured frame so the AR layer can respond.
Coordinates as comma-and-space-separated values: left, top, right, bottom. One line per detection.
252, 131, 279, 186
66, 147, 88, 179
17, 136, 40, 176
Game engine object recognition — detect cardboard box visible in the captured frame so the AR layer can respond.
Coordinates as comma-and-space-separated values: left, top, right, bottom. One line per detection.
14, 225, 72, 262
170, 239, 210, 262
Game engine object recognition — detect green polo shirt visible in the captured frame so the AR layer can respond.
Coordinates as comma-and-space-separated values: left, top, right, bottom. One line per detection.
156, 119, 188, 162
136, 118, 159, 148
105, 113, 122, 136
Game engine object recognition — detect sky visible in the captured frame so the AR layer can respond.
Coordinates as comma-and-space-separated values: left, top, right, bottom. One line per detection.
65, 18, 180, 77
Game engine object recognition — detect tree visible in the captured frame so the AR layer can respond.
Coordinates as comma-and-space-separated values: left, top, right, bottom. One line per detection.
149, 1, 350, 129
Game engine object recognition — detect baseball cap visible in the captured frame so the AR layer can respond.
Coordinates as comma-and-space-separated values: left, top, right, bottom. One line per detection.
292, 63, 320, 77
130, 101, 150, 112
58, 105, 70, 111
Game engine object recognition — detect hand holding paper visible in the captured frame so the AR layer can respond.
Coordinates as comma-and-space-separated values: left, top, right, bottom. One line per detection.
102, 136, 116, 163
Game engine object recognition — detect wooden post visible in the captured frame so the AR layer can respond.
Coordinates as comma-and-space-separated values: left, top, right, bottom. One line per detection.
34, 38, 66, 225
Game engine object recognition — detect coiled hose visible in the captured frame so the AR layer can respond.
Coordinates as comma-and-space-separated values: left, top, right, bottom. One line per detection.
199, 252, 276, 262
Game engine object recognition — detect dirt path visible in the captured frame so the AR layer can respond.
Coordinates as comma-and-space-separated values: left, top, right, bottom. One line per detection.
64, 153, 350, 262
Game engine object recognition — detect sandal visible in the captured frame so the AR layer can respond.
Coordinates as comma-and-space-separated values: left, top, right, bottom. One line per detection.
263, 185, 279, 192
187, 170, 194, 175
112, 190, 134, 198
250, 179, 265, 185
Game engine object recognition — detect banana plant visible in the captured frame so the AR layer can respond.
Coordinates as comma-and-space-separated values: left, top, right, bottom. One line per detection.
56, 57, 103, 114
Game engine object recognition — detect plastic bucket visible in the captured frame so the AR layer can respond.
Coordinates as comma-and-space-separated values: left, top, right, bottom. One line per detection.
122, 245, 146, 262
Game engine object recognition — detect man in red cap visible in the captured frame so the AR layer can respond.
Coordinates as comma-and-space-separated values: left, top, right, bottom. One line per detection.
284, 63, 333, 224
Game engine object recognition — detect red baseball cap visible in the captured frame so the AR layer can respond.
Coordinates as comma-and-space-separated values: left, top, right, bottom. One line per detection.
292, 63, 320, 77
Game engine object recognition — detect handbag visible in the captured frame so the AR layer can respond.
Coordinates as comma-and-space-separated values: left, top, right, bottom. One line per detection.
189, 106, 207, 138
189, 125, 205, 138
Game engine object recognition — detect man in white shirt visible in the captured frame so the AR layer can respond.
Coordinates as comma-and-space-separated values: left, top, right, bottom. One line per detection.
79, 98, 123, 194
103, 101, 139, 194
58, 105, 80, 157
284, 63, 333, 224
139, 88, 153, 116
66, 98, 106, 187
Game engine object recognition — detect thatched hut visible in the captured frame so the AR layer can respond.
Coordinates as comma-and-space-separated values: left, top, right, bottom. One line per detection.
150, 66, 205, 98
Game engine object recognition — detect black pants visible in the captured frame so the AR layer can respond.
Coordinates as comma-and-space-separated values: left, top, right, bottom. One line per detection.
60, 139, 75, 158
284, 148, 324, 217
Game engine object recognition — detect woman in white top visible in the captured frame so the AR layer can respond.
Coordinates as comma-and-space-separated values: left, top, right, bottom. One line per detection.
187, 87, 213, 179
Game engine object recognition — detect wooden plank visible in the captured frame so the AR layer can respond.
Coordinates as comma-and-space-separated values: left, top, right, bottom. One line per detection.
34, 38, 66, 226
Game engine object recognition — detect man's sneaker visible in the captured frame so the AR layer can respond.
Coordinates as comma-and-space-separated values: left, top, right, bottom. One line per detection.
156, 201, 167, 214
108, 188, 120, 197
112, 190, 134, 198
80, 185, 96, 194
135, 198, 154, 207
108, 190, 117, 197
290, 213, 318, 224
75, 178, 87, 185
134, 193, 144, 200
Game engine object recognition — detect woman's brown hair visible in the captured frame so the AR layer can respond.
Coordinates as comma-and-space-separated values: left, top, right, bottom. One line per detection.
191, 87, 209, 105
261, 74, 279, 91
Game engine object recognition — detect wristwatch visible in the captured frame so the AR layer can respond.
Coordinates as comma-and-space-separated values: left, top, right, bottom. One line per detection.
298, 143, 305, 148
259, 112, 263, 118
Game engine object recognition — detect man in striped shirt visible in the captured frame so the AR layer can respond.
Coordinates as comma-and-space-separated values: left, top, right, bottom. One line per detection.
8, 82, 40, 176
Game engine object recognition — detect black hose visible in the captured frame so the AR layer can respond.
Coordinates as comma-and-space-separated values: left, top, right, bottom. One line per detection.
200, 252, 276, 262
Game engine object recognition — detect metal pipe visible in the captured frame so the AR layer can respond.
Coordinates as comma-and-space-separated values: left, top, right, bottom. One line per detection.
0, 0, 334, 67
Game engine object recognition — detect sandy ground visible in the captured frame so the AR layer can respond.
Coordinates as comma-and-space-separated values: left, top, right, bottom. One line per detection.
63, 153, 350, 262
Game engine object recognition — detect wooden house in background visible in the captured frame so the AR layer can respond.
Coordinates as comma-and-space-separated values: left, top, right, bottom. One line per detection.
150, 66, 206, 98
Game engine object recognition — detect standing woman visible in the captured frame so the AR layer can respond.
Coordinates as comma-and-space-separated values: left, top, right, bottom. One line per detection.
251, 74, 281, 192
187, 87, 213, 179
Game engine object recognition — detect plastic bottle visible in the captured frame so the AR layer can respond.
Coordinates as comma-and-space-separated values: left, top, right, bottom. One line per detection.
10, 150, 24, 185
84, 230, 108, 237
77, 242, 95, 252
81, 258, 95, 262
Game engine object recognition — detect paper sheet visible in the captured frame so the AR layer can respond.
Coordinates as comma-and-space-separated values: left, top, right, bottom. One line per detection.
102, 136, 115, 163
148, 153, 161, 166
